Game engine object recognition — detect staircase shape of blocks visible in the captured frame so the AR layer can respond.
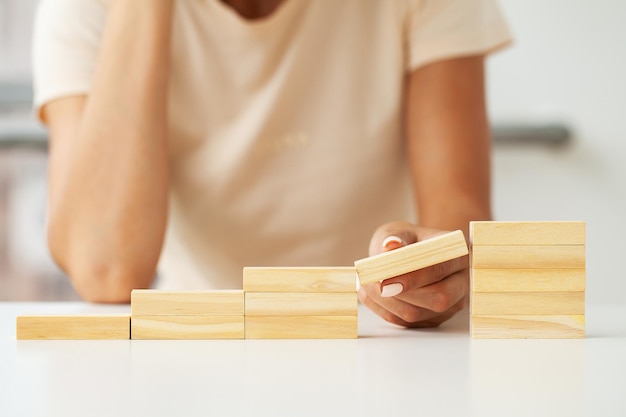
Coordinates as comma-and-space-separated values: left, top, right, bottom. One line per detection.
15, 230, 470, 340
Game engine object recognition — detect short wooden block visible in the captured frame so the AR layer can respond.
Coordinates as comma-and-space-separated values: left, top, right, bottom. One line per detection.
245, 293, 357, 316
470, 221, 586, 246
354, 230, 468, 285
131, 315, 244, 339
243, 267, 356, 293
131, 290, 244, 316
16, 315, 130, 340
471, 292, 585, 315
471, 315, 585, 338
471, 268, 586, 292
245, 315, 358, 339
471, 245, 585, 269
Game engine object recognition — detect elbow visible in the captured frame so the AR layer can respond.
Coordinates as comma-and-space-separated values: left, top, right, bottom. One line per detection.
71, 265, 144, 303
69, 260, 154, 304
47, 226, 155, 304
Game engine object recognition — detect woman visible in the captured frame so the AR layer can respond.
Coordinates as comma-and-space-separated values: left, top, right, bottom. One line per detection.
33, 0, 511, 327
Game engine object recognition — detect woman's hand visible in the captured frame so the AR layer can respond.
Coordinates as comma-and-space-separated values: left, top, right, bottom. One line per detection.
358, 221, 469, 327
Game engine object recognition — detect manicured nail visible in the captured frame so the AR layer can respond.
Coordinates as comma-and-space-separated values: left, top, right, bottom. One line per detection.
381, 282, 403, 298
382, 235, 404, 250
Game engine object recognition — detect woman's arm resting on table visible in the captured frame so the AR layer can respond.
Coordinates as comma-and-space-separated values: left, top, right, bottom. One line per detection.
358, 55, 492, 327
43, 1, 174, 303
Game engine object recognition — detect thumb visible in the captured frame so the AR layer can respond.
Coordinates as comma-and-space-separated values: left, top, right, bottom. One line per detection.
368, 221, 419, 256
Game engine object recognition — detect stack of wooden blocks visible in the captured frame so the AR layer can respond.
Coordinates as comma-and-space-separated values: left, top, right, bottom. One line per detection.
243, 267, 358, 339
130, 290, 245, 339
470, 221, 586, 338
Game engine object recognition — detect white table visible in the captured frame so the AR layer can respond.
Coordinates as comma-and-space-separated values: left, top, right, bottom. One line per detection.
1, 302, 625, 417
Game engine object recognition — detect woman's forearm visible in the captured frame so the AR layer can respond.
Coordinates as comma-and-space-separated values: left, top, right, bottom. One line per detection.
45, 1, 175, 302
406, 55, 493, 237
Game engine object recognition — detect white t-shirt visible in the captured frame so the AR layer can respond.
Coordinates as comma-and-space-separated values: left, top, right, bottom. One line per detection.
33, 0, 511, 290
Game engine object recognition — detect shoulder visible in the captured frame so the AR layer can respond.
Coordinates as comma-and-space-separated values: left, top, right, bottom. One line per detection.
35, 0, 108, 35
33, 0, 108, 119
402, 0, 512, 72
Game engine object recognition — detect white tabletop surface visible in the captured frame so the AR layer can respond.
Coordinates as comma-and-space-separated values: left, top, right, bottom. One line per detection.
1, 302, 625, 417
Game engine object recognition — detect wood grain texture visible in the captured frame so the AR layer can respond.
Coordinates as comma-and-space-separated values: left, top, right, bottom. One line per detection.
131, 315, 244, 339
243, 267, 356, 293
131, 290, 244, 316
471, 315, 585, 338
16, 315, 130, 340
354, 230, 468, 285
470, 221, 586, 246
471, 292, 585, 315
245, 315, 358, 339
471, 245, 585, 269
471, 268, 586, 292
245, 293, 357, 316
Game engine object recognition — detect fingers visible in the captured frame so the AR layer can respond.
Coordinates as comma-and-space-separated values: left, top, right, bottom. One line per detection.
368, 221, 418, 256
361, 269, 468, 321
369, 222, 452, 256
370, 221, 468, 296
379, 255, 468, 297
358, 283, 466, 328
394, 269, 468, 313
358, 286, 441, 327
364, 221, 469, 327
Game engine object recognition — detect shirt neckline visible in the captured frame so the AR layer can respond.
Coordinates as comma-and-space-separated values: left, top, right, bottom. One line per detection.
209, 0, 299, 31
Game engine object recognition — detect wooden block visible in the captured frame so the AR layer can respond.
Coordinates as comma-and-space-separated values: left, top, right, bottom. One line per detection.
354, 230, 468, 285
245, 315, 357, 339
131, 315, 244, 339
16, 315, 130, 340
243, 267, 356, 293
470, 221, 585, 245
471, 315, 585, 338
471, 245, 585, 269
471, 292, 585, 315
471, 268, 586, 292
245, 292, 357, 316
131, 290, 244, 316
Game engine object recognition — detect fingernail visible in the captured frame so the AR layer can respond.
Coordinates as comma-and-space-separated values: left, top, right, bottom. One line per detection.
382, 235, 404, 250
381, 282, 403, 298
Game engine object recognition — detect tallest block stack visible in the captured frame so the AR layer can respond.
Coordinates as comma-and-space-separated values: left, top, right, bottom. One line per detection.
470, 221, 586, 338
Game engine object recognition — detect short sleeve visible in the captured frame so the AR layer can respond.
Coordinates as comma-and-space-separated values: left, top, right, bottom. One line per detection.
32, 0, 106, 120
405, 0, 512, 72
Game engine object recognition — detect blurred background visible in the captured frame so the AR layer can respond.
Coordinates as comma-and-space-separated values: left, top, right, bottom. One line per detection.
0, 1, 624, 303
0, 0, 77, 300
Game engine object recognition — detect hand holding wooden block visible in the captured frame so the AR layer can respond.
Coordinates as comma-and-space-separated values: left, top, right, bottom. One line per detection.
354, 230, 468, 285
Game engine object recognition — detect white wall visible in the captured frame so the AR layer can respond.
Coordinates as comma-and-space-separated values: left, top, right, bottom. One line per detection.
487, 1, 626, 303
0, 0, 37, 80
